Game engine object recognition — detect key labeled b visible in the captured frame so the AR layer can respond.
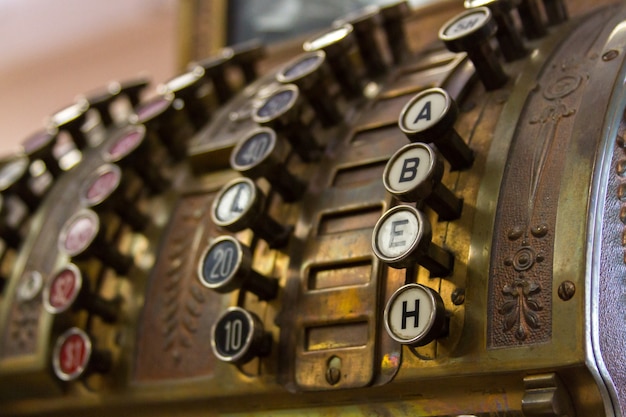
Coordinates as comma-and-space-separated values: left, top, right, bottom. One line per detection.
383, 143, 463, 220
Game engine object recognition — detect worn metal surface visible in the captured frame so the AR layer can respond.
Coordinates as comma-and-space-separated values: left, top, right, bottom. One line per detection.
0, 0, 625, 416
488, 4, 621, 348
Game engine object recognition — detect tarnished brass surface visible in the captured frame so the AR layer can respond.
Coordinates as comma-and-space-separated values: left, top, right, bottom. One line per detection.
1, 0, 626, 416
488, 4, 620, 347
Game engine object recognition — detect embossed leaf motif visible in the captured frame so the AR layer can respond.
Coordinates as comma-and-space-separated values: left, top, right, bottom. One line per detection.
500, 278, 542, 341
161, 199, 208, 364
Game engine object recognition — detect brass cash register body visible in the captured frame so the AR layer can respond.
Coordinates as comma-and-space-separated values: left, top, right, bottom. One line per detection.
0, 0, 625, 415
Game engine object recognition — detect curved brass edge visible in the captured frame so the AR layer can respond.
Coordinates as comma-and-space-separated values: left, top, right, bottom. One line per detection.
485, 4, 626, 383
584, 8, 626, 417
484, 4, 615, 353
546, 5, 626, 417
0, 154, 97, 374
555, 0, 626, 380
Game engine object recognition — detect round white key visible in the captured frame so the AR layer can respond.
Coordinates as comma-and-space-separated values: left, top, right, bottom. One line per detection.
384, 143, 433, 194
383, 143, 463, 221
442, 8, 489, 39
438, 7, 508, 91
372, 205, 453, 275
384, 283, 446, 346
16, 271, 43, 302
373, 206, 421, 260
399, 89, 448, 134
211, 177, 292, 248
398, 88, 474, 171
213, 179, 254, 225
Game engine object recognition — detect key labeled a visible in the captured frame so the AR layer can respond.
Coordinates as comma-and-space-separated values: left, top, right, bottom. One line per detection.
398, 88, 474, 170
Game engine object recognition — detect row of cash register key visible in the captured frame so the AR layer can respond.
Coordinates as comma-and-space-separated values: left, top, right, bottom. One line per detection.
201, 0, 569, 368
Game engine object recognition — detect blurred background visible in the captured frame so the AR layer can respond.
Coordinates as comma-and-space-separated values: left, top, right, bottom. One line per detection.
0, 0, 431, 155
0, 0, 177, 153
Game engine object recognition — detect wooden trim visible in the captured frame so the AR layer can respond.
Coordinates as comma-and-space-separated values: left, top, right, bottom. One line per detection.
177, 0, 228, 70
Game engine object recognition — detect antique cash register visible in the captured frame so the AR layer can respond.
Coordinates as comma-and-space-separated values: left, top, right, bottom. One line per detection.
1, 0, 625, 415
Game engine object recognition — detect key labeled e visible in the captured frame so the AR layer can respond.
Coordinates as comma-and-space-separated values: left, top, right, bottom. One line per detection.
373, 207, 420, 259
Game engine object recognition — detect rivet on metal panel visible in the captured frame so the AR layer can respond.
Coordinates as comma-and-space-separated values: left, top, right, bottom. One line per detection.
451, 288, 465, 305
557, 281, 575, 301
602, 49, 619, 61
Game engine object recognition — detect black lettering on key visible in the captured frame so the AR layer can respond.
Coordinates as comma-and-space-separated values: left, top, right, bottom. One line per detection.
454, 17, 479, 33
413, 100, 432, 124
401, 299, 420, 329
389, 219, 409, 248
230, 184, 246, 213
399, 157, 420, 183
